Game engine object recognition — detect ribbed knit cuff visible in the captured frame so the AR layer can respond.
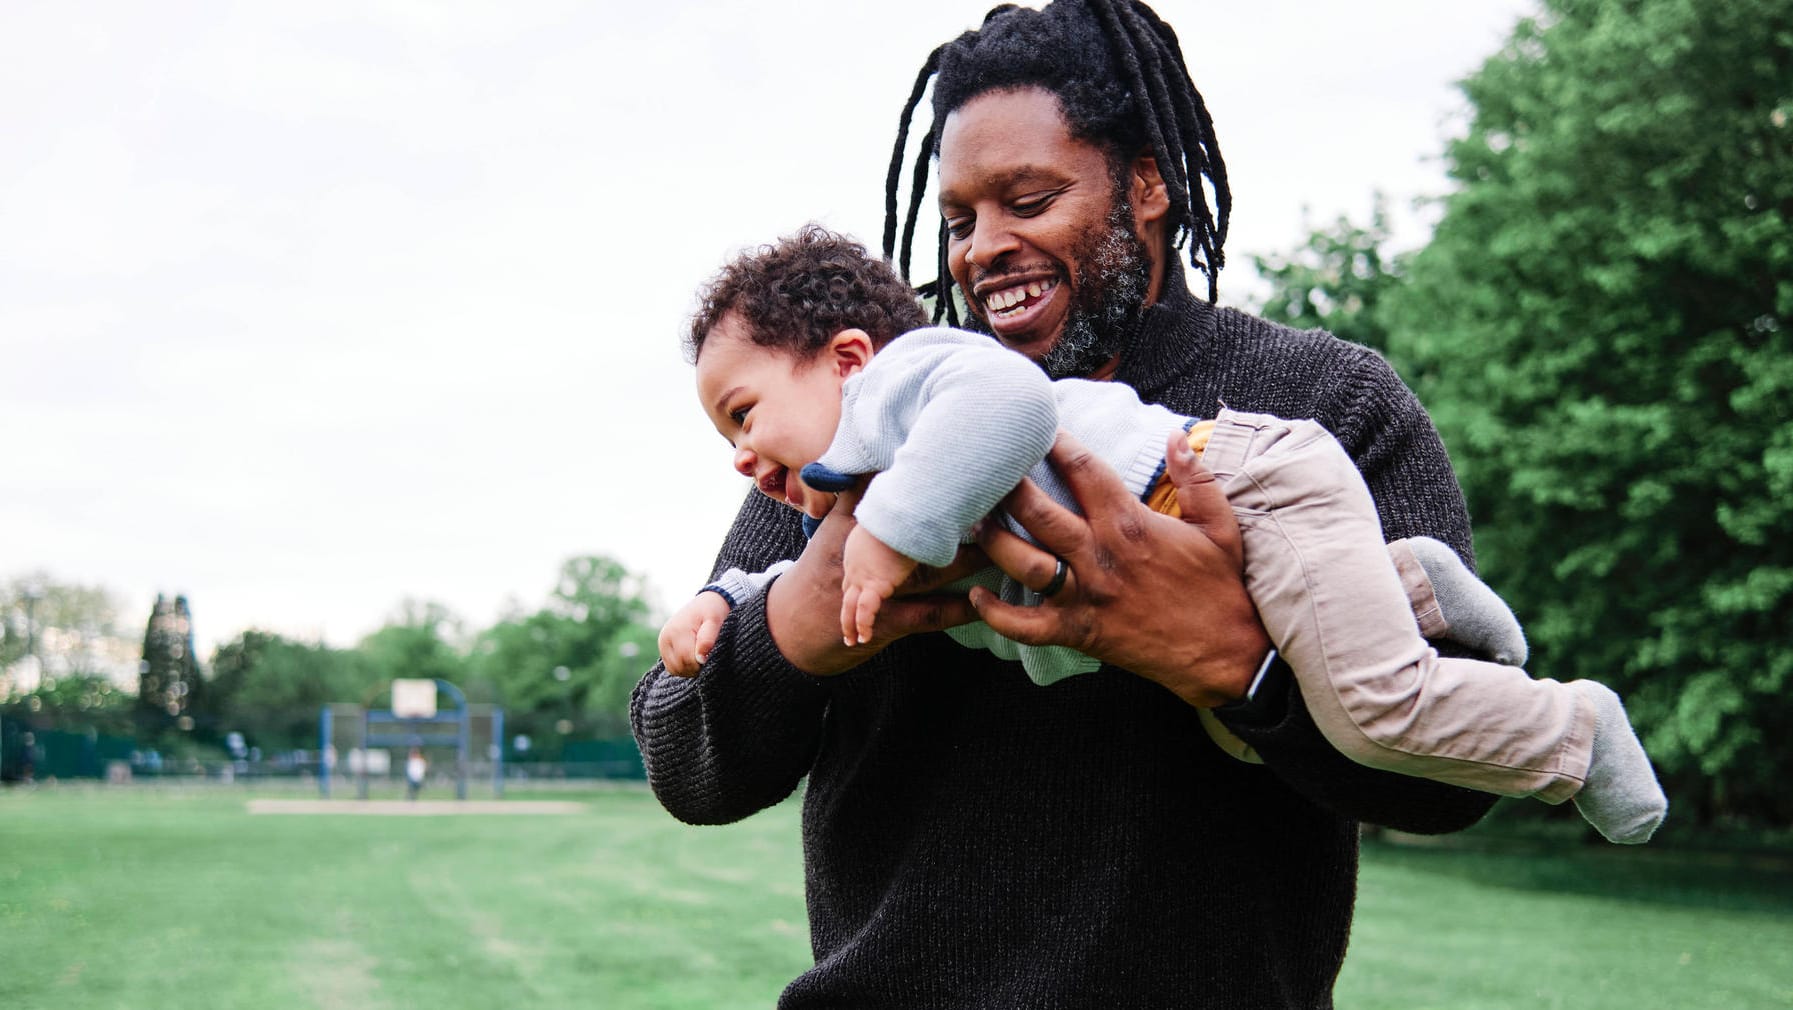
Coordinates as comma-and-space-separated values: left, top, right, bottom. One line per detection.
724, 579, 838, 695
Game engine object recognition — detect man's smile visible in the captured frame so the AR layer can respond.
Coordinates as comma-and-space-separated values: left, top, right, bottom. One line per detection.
973, 272, 1066, 348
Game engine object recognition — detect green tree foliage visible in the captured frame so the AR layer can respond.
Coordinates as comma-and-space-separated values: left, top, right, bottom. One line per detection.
1252, 196, 1405, 356
134, 594, 204, 743
0, 673, 134, 735
355, 598, 471, 691
1377, 0, 1793, 822
203, 631, 368, 751
471, 555, 656, 748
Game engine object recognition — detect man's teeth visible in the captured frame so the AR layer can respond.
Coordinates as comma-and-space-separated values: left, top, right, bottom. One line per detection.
986, 280, 1054, 316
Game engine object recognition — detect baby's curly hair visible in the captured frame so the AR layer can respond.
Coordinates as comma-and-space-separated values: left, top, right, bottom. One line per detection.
686, 225, 929, 363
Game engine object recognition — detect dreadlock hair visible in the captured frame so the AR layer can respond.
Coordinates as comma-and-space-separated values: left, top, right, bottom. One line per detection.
686, 224, 930, 364
884, 0, 1231, 324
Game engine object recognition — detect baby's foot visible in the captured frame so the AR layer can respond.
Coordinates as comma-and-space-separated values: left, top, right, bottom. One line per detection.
1571, 681, 1668, 844
1406, 536, 1528, 666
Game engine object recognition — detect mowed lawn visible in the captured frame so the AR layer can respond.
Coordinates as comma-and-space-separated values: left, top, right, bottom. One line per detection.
3, 785, 1790, 1010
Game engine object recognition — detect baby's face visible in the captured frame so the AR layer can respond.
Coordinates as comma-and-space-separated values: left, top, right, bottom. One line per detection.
695, 313, 849, 519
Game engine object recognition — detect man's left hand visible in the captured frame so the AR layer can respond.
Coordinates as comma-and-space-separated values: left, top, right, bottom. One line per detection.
970, 430, 1271, 708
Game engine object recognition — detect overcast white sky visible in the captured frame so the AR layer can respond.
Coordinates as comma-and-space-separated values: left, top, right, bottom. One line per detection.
1, 0, 1535, 654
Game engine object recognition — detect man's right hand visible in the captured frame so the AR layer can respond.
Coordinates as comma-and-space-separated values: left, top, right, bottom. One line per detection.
766, 483, 984, 675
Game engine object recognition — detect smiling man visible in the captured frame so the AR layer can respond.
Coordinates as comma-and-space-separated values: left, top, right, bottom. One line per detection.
632, 1, 1495, 1006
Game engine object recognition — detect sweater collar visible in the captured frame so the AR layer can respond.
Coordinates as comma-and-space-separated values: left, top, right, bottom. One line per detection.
1114, 265, 1215, 397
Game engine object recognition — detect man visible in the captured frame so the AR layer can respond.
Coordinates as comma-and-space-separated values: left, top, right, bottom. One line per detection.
632, 1, 1494, 1005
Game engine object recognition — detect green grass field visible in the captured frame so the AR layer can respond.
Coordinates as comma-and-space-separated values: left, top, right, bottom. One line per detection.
3, 784, 1790, 1009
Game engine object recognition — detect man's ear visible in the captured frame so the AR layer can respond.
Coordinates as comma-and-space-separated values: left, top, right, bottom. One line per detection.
1130, 153, 1172, 226
828, 328, 876, 377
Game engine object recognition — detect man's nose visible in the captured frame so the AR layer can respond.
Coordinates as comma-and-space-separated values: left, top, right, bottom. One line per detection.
966, 217, 1019, 271
733, 446, 756, 477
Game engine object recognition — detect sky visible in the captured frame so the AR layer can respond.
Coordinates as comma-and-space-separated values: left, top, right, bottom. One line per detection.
1, 0, 1536, 655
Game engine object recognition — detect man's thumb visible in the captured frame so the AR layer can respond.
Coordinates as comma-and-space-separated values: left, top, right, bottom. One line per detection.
1165, 431, 1242, 565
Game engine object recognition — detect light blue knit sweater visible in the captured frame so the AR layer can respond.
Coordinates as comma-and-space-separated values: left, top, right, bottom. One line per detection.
705, 327, 1190, 684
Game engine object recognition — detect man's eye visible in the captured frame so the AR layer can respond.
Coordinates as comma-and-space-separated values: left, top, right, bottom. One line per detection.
1012, 197, 1051, 216
946, 217, 974, 240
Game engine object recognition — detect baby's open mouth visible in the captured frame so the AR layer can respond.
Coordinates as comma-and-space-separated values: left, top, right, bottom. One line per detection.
758, 467, 789, 501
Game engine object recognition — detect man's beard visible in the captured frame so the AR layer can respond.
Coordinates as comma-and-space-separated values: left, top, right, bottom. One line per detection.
1037, 199, 1153, 380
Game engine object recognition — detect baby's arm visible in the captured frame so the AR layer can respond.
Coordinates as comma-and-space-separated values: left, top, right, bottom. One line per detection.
656, 561, 795, 676
840, 525, 920, 645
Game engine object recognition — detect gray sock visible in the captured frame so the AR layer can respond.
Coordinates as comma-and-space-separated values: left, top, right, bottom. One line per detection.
1407, 536, 1529, 666
1571, 681, 1668, 844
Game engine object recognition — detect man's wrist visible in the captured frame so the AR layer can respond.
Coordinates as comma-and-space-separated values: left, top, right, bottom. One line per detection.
1213, 648, 1291, 727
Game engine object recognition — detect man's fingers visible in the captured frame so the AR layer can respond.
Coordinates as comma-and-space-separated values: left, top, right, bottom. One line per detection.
977, 522, 1070, 594
900, 543, 989, 594
879, 593, 979, 637
967, 585, 1062, 646
999, 477, 1088, 560
1044, 430, 1140, 521
1164, 431, 1243, 566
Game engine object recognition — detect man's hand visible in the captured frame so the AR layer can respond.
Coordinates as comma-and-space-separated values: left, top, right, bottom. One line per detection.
767, 483, 983, 675
971, 430, 1271, 708
658, 591, 733, 677
840, 525, 922, 646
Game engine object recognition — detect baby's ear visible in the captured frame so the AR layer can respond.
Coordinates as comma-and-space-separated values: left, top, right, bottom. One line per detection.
829, 328, 875, 377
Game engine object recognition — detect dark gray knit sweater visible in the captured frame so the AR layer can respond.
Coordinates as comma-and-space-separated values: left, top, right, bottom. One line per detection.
631, 274, 1494, 1008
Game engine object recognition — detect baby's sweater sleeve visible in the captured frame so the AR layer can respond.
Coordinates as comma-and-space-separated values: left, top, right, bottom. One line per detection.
814, 329, 1059, 568
703, 560, 796, 609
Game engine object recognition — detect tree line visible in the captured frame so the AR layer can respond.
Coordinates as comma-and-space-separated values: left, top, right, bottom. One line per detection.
1, 555, 657, 767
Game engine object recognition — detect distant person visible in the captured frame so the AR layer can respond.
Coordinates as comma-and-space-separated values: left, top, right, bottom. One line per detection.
405, 747, 426, 801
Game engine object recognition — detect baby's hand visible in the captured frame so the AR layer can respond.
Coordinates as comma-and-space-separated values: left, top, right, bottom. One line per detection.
840, 526, 920, 646
658, 591, 733, 676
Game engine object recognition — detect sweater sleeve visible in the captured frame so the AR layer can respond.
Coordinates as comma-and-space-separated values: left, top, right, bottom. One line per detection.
629, 490, 831, 825
1218, 347, 1496, 834
824, 330, 1059, 568
703, 559, 796, 609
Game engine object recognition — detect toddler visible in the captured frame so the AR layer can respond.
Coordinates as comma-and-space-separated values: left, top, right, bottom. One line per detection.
660, 226, 1667, 844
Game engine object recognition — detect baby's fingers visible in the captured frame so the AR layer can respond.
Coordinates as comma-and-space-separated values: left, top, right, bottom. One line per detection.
841, 585, 862, 647
694, 614, 723, 668
660, 624, 696, 677
853, 586, 885, 646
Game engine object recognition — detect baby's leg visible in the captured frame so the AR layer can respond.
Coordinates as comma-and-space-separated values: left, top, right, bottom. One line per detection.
1200, 410, 1662, 838
1174, 423, 1525, 661
1389, 536, 1528, 666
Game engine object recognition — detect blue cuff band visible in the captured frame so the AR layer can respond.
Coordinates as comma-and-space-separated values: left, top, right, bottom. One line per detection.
798, 462, 857, 492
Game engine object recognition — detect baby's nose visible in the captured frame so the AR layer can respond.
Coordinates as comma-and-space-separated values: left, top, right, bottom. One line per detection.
733, 446, 756, 477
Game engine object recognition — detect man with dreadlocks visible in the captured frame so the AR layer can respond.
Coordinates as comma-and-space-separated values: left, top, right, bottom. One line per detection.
635, 1, 1512, 1005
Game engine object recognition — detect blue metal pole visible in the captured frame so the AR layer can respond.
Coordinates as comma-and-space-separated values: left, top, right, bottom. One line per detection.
492, 708, 505, 798
319, 705, 332, 798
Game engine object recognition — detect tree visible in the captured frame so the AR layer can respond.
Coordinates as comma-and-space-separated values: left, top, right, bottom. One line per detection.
471, 555, 657, 748
1, 574, 135, 693
1251, 195, 1405, 356
135, 594, 204, 743
355, 599, 470, 694
203, 630, 365, 751
1382, 0, 1793, 823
